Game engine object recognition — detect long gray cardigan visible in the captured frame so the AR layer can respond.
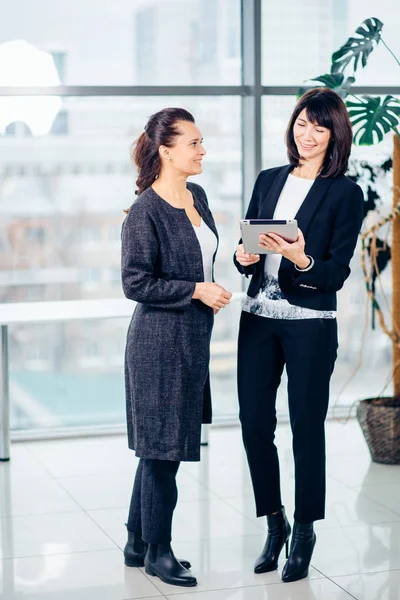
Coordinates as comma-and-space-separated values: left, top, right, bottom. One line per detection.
121, 182, 219, 461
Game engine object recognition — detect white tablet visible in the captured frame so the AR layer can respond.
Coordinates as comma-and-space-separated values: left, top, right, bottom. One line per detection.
240, 219, 298, 254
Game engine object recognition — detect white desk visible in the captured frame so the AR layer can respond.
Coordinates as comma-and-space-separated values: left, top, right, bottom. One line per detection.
0, 298, 134, 461
0, 294, 244, 460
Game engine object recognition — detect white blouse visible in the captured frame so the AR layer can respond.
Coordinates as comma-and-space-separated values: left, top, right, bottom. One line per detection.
193, 219, 218, 282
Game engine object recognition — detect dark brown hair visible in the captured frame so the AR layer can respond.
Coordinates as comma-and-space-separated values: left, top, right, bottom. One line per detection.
132, 107, 195, 196
285, 88, 353, 178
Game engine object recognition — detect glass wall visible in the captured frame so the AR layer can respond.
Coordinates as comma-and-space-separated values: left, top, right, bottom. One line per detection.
262, 0, 400, 86
1, 95, 243, 430
0, 95, 242, 303
1, 0, 241, 85
1, 0, 399, 434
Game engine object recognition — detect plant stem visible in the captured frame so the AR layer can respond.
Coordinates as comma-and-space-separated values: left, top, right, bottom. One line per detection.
347, 92, 361, 104
392, 134, 400, 398
381, 38, 400, 68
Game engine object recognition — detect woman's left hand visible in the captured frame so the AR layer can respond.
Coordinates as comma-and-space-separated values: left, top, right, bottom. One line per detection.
258, 228, 310, 269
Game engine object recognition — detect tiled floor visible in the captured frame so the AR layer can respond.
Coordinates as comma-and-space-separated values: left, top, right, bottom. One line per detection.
1, 420, 400, 599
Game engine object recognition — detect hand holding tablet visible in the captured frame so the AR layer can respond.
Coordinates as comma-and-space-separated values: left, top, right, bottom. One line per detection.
240, 219, 298, 254
235, 243, 260, 267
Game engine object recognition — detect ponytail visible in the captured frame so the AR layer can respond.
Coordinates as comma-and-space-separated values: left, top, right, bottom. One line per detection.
126, 107, 195, 211
131, 131, 161, 196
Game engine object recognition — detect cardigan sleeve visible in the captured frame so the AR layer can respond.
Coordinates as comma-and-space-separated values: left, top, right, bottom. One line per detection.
121, 203, 196, 309
233, 172, 263, 277
292, 183, 364, 293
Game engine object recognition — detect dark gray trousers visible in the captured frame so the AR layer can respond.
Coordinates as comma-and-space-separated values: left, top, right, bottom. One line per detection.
127, 458, 180, 544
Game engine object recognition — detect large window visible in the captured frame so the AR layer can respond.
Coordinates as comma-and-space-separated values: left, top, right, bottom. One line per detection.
1, 0, 399, 437
0, 0, 241, 85
262, 0, 338, 86
0, 96, 241, 303
262, 0, 400, 86
1, 96, 243, 431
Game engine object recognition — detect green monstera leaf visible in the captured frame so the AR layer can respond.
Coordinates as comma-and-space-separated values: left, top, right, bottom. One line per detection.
298, 73, 355, 99
331, 17, 383, 74
346, 95, 400, 145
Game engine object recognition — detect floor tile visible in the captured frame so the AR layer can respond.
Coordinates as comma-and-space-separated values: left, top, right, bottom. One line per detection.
0, 476, 81, 517
0, 512, 116, 559
57, 473, 133, 511
317, 484, 400, 530
354, 484, 400, 517
332, 569, 400, 600
163, 577, 353, 599
88, 498, 263, 549
3, 422, 400, 599
0, 549, 162, 599
144, 535, 323, 595
58, 469, 213, 512
26, 437, 138, 478
326, 453, 400, 489
223, 475, 399, 532
181, 429, 248, 473
175, 470, 218, 503
311, 521, 400, 577
181, 432, 254, 501
184, 460, 255, 500
324, 419, 370, 457
0, 446, 50, 480
172, 498, 263, 542
86, 507, 128, 549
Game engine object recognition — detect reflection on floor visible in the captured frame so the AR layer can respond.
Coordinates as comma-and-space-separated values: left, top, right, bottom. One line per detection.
1, 420, 400, 599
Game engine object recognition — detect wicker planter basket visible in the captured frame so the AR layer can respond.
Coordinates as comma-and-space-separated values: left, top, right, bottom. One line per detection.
356, 398, 400, 465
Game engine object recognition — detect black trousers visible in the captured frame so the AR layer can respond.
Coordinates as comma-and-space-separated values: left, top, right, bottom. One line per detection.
127, 458, 180, 544
238, 311, 338, 524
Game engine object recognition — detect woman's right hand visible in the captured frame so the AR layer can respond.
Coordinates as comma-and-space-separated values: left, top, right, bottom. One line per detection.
193, 283, 232, 310
235, 244, 260, 267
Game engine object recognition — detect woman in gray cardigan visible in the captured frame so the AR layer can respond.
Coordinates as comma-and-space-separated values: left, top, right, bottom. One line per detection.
121, 108, 232, 587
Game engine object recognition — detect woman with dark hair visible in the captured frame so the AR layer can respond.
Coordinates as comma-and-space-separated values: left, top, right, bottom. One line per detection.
234, 88, 364, 583
121, 107, 231, 587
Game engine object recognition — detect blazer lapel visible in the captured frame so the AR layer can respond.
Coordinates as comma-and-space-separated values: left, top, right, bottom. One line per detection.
294, 175, 334, 236
257, 166, 334, 277
257, 165, 291, 275
259, 165, 334, 237
259, 165, 292, 218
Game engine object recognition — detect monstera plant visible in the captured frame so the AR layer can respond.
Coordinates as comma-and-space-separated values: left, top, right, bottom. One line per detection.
300, 17, 400, 464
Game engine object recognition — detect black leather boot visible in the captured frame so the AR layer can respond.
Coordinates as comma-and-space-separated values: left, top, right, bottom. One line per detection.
281, 522, 316, 583
124, 531, 147, 567
144, 543, 197, 587
124, 532, 191, 570
254, 506, 291, 574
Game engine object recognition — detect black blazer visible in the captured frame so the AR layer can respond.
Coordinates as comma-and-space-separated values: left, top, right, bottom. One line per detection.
234, 165, 364, 311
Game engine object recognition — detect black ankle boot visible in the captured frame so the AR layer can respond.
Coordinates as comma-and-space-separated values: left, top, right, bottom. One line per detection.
254, 506, 291, 574
124, 531, 147, 567
281, 522, 316, 583
124, 531, 191, 570
144, 543, 197, 587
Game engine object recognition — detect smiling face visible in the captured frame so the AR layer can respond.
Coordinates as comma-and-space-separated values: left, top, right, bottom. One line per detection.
161, 120, 206, 176
293, 108, 331, 164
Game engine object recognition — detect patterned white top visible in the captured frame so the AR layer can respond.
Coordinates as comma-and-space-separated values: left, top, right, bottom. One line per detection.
242, 174, 336, 320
